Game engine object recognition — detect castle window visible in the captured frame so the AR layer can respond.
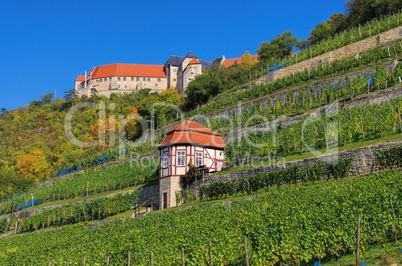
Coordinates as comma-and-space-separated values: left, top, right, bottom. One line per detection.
162, 151, 169, 168
177, 150, 185, 166
123, 77, 126, 81
195, 152, 203, 167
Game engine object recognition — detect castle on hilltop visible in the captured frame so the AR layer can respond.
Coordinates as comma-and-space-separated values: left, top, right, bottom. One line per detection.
74, 52, 258, 97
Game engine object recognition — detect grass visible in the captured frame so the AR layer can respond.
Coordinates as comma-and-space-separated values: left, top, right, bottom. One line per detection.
323, 242, 402, 265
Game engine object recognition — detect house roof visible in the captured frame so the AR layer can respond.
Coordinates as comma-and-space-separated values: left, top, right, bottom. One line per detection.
75, 75, 85, 82
221, 55, 259, 68
158, 120, 226, 149
185, 51, 196, 58
188, 57, 201, 65
165, 54, 213, 70
89, 63, 166, 79
166, 55, 185, 67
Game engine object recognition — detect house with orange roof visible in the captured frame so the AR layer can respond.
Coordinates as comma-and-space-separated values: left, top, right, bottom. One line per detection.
75, 63, 167, 97
75, 51, 213, 97
158, 120, 226, 209
213, 54, 259, 68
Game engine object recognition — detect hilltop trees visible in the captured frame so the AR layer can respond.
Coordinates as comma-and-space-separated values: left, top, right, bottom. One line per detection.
341, 0, 402, 30
257, 30, 300, 64
309, 13, 345, 45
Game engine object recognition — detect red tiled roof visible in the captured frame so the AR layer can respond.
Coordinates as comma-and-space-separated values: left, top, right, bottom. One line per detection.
159, 120, 226, 149
90, 63, 166, 79
188, 57, 201, 65
75, 75, 85, 82
222, 55, 259, 68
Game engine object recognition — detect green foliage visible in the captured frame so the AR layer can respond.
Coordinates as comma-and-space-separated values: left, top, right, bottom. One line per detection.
0, 171, 401, 265
374, 144, 402, 169
179, 164, 202, 189
257, 30, 300, 63
309, 13, 345, 45
0, 168, 34, 200
200, 157, 353, 200
341, 0, 402, 30
10, 192, 138, 233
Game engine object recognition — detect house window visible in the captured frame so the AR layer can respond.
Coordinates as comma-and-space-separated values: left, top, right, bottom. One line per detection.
173, 68, 177, 73
131, 77, 134, 81
162, 152, 169, 168
118, 85, 121, 88
104, 78, 107, 82
123, 77, 126, 81
143, 77, 146, 81
195, 152, 203, 167
109, 77, 112, 81
147, 77, 150, 82
136, 77, 139, 81
157, 78, 161, 82
117, 77, 121, 81
177, 150, 185, 166
124, 85, 127, 88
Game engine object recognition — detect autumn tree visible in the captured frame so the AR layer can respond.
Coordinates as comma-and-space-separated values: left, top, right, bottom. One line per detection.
125, 106, 143, 141
241, 51, 256, 69
88, 117, 120, 150
16, 148, 51, 183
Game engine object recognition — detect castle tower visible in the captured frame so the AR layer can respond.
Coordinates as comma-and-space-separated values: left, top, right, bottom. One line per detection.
158, 120, 226, 209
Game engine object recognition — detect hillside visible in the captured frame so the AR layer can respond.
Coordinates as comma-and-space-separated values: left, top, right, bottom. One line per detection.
2, 2, 402, 265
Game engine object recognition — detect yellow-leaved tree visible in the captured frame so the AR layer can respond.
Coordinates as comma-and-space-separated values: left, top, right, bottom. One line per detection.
241, 50, 256, 69
16, 148, 51, 183
88, 117, 120, 150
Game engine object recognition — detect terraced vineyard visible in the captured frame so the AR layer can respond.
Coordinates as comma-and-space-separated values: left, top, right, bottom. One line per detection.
0, 171, 400, 265
0, 158, 158, 214
3, 9, 402, 266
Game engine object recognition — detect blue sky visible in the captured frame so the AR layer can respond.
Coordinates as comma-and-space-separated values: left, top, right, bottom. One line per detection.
0, 0, 346, 110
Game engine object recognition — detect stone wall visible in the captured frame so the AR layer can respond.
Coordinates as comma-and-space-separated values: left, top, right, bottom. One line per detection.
203, 140, 402, 184
137, 184, 159, 209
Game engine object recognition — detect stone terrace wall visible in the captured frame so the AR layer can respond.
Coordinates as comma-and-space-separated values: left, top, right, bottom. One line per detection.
262, 27, 402, 83
137, 184, 159, 208
204, 140, 402, 184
